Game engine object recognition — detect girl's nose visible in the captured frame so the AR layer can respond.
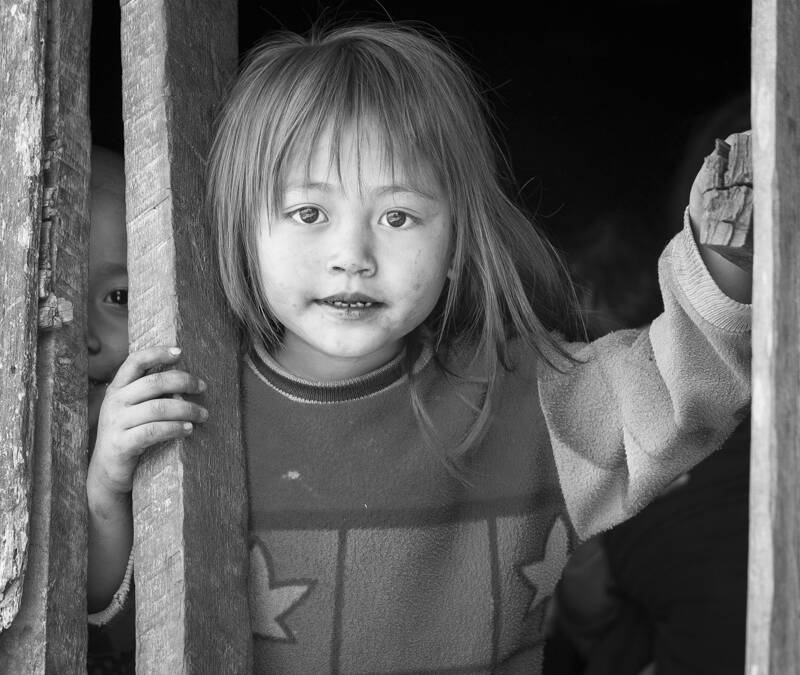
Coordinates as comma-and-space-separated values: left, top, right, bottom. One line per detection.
329, 259, 376, 276
327, 225, 377, 277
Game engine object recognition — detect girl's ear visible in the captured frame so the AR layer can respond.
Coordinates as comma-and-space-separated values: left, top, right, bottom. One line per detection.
447, 266, 456, 281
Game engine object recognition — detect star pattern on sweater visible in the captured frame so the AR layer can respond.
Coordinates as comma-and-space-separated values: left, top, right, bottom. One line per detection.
519, 515, 569, 615
250, 538, 315, 643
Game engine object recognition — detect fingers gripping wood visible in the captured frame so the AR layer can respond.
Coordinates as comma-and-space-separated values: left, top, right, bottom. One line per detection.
697, 131, 754, 271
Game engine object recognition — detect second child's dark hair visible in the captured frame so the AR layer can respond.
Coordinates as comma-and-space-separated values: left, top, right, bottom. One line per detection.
207, 22, 580, 466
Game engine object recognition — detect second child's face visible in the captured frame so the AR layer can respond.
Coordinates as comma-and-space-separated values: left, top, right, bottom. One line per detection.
88, 178, 128, 427
257, 126, 452, 381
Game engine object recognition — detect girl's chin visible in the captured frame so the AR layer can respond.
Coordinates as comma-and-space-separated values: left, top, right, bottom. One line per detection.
278, 339, 403, 380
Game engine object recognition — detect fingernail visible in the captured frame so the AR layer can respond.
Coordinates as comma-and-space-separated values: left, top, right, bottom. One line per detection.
183, 422, 193, 432
199, 408, 209, 421
169, 347, 182, 356
198, 379, 207, 392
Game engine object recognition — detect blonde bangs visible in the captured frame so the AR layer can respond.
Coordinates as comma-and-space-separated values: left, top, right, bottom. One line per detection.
244, 32, 476, 224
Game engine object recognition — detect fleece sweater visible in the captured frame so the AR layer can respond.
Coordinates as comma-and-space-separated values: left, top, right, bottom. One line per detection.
91, 214, 751, 675
242, 214, 750, 674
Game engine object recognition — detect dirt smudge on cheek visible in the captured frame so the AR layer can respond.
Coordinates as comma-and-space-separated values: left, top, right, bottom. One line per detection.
281, 470, 322, 499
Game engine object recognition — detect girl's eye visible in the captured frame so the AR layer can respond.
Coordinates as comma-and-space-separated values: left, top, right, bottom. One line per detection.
381, 210, 414, 229
289, 206, 327, 225
103, 289, 128, 306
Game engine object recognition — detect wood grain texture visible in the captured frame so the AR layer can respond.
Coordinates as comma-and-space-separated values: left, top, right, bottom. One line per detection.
119, 0, 252, 671
0, 0, 92, 671
697, 133, 754, 270
0, 0, 46, 639
747, 0, 800, 672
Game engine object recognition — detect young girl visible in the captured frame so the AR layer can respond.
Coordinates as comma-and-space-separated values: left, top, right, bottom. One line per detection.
87, 22, 752, 674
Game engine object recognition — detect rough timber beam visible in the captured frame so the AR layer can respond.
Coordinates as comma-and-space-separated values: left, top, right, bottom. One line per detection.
0, 0, 92, 671
119, 0, 251, 670
747, 0, 800, 672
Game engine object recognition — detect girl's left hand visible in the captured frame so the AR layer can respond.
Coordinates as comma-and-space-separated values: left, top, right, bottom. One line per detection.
687, 130, 753, 304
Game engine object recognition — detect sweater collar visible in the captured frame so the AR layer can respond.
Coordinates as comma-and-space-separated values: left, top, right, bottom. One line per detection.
247, 341, 432, 403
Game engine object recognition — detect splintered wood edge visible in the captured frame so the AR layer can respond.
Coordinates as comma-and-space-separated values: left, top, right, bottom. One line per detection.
725, 133, 754, 185
701, 148, 729, 190
697, 132, 754, 259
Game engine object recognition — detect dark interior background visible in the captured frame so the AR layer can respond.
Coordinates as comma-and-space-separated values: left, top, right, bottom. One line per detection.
91, 0, 751, 320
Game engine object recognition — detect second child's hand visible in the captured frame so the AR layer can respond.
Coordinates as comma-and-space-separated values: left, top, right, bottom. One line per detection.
88, 346, 208, 497
86, 345, 208, 612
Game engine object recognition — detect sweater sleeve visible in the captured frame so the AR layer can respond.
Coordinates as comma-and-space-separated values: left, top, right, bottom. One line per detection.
539, 210, 751, 541
87, 549, 134, 626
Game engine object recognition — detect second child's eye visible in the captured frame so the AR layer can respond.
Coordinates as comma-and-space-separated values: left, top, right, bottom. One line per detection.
381, 210, 415, 229
103, 289, 128, 306
289, 206, 327, 225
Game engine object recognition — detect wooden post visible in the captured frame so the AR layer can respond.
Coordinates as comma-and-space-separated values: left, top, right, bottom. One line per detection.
0, 0, 92, 671
119, 0, 252, 671
0, 0, 46, 639
747, 0, 800, 672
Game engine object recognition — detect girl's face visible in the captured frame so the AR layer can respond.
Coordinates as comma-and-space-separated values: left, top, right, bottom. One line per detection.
257, 126, 452, 381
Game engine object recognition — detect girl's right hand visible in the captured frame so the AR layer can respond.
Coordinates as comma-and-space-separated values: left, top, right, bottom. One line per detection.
87, 346, 208, 502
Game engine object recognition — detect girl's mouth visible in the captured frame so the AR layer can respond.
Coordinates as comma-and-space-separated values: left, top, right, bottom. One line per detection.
316, 294, 382, 317
322, 300, 375, 309
317, 293, 381, 310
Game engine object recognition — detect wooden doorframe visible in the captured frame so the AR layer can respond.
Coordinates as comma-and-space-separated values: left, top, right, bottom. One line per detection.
747, 0, 800, 672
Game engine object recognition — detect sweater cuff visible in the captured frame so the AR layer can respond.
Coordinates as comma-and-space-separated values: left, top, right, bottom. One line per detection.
670, 207, 751, 333
88, 549, 134, 626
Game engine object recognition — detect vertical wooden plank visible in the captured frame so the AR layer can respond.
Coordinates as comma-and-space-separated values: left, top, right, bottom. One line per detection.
119, 0, 251, 671
0, 0, 92, 671
0, 0, 47, 642
38, 0, 92, 667
747, 0, 800, 672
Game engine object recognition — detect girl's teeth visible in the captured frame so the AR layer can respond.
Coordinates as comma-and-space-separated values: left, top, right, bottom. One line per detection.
331, 301, 372, 308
